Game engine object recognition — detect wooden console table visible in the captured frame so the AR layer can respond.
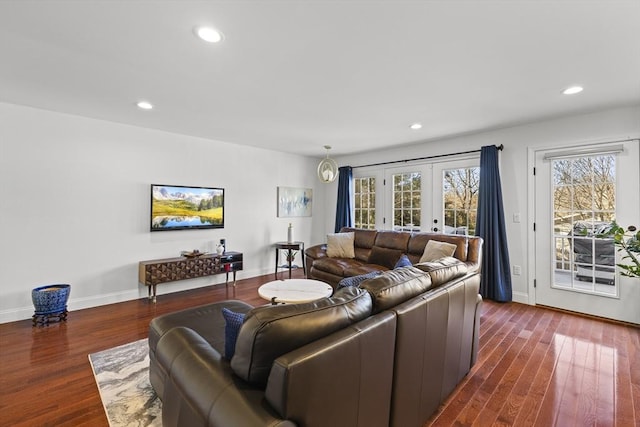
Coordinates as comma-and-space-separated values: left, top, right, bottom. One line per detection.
138, 251, 243, 302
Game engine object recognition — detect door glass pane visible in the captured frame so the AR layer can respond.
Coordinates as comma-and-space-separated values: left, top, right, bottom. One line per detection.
442, 167, 479, 235
552, 154, 617, 295
391, 172, 421, 231
354, 177, 376, 229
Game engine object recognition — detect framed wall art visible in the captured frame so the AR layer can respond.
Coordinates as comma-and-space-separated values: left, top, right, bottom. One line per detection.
277, 187, 312, 217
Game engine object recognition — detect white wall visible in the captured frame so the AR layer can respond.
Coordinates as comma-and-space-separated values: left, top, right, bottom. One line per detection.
2, 103, 637, 322
331, 105, 640, 304
0, 103, 327, 322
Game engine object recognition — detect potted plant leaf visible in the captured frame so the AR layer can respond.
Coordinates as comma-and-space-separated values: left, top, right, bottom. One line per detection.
604, 222, 640, 278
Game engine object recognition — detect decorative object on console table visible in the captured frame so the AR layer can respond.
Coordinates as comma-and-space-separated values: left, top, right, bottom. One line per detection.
138, 252, 243, 302
287, 223, 294, 243
182, 249, 205, 258
274, 241, 305, 279
32, 284, 71, 326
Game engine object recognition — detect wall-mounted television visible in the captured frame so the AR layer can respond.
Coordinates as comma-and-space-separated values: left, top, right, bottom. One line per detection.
150, 184, 224, 231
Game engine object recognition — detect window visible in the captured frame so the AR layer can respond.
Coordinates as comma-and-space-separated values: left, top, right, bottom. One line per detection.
392, 172, 421, 231
552, 154, 616, 295
354, 177, 376, 229
442, 167, 479, 235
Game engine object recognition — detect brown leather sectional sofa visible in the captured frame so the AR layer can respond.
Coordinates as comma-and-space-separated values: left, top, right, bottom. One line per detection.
148, 232, 483, 427
305, 227, 483, 288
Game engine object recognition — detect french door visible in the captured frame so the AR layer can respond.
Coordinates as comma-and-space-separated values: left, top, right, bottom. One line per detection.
432, 159, 480, 235
533, 140, 639, 323
384, 166, 425, 232
380, 158, 480, 234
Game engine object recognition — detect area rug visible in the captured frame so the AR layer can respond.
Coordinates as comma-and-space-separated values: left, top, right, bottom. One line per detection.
88, 339, 162, 427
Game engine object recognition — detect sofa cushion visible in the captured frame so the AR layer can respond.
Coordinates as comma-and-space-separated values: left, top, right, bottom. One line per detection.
419, 240, 457, 262
394, 254, 412, 269
336, 270, 383, 289
231, 286, 373, 386
368, 246, 403, 269
359, 267, 433, 314
313, 257, 364, 277
414, 256, 468, 287
221, 308, 245, 359
326, 232, 355, 258
344, 264, 387, 277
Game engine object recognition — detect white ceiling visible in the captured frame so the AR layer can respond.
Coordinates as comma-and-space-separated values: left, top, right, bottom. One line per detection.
1, 1, 638, 157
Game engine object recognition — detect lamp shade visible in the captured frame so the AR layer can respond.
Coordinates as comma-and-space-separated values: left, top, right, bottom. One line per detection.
317, 146, 338, 183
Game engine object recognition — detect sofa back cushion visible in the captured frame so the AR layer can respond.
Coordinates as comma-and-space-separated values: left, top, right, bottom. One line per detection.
359, 267, 432, 314
341, 227, 378, 262
414, 256, 468, 287
231, 286, 373, 387
374, 230, 411, 251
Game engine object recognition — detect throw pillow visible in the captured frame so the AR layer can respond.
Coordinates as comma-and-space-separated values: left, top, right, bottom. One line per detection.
337, 270, 382, 289
394, 254, 412, 269
419, 240, 457, 263
326, 232, 355, 258
221, 307, 245, 359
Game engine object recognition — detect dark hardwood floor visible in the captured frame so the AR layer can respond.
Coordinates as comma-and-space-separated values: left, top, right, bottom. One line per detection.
1, 270, 638, 426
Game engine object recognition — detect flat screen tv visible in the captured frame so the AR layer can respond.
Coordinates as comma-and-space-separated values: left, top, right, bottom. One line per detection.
150, 184, 224, 231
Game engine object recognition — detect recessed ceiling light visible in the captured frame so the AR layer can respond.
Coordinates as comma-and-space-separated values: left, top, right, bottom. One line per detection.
410, 123, 422, 130
562, 86, 584, 95
137, 101, 153, 110
194, 26, 224, 43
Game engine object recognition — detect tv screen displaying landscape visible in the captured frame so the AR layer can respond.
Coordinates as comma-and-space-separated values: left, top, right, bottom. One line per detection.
150, 184, 224, 231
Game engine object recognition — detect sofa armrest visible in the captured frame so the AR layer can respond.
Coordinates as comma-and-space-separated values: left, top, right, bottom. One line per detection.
156, 326, 295, 427
304, 244, 327, 274
266, 311, 396, 427
466, 236, 483, 272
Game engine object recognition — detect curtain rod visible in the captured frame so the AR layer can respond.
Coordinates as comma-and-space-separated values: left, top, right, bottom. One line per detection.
351, 144, 504, 169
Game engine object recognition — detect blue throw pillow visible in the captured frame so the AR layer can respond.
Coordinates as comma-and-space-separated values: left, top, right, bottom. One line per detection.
222, 308, 245, 359
394, 254, 412, 269
337, 271, 382, 289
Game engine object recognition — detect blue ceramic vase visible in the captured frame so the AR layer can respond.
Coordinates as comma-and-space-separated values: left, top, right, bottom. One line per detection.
32, 284, 71, 315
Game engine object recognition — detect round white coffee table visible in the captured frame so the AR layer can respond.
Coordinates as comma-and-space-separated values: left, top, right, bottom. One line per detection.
258, 279, 333, 304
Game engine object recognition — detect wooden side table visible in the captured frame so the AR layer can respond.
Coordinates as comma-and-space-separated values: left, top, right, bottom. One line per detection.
274, 241, 306, 279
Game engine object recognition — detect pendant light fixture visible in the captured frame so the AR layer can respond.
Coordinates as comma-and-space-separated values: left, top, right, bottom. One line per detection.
317, 145, 338, 183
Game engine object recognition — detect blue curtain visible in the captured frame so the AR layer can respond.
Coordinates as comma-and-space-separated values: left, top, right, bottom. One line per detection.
335, 166, 353, 232
476, 145, 512, 302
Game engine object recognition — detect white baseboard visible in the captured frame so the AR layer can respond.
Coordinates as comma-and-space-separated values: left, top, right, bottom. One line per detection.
512, 291, 530, 305
0, 267, 273, 324
0, 289, 142, 324
0, 306, 38, 324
